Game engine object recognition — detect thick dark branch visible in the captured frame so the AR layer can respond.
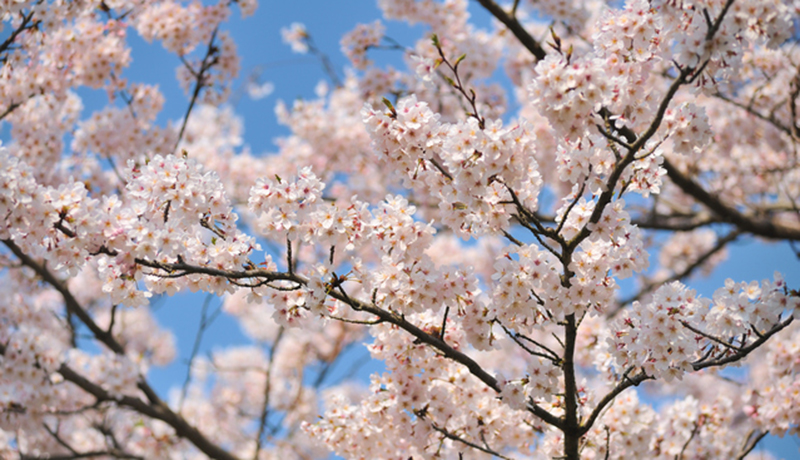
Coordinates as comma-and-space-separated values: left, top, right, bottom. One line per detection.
109, 247, 564, 427
0, 9, 37, 55
663, 160, 800, 240
566, 67, 693, 256
123, 256, 564, 428
0, 340, 235, 460
562, 314, 580, 458
525, 209, 719, 233
3, 239, 237, 460
475, 0, 546, 60
0, 100, 23, 122
501, 229, 524, 247
324, 287, 562, 426
3, 239, 125, 355
681, 320, 743, 352
705, 0, 736, 41
631, 214, 718, 232
56, 364, 238, 460
135, 257, 297, 283
629, 67, 691, 152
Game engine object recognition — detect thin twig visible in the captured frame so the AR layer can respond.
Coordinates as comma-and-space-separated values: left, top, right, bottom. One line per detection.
427, 420, 517, 460
174, 27, 220, 154
178, 294, 215, 413
253, 327, 284, 460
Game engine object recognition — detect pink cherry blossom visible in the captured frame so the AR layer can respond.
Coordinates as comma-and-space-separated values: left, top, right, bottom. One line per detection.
0, 0, 799, 459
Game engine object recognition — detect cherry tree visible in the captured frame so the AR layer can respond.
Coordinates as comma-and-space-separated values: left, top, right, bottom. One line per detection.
1, 0, 799, 459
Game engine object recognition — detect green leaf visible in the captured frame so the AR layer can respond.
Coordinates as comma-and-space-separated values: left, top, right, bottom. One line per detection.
382, 97, 397, 117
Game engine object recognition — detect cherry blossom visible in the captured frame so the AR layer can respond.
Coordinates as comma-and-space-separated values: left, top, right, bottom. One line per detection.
0, 0, 799, 459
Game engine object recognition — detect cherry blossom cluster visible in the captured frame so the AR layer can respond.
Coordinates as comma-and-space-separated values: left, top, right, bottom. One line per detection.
94, 306, 177, 368
489, 206, 645, 329
661, 101, 713, 157
656, 228, 727, 278
307, 327, 538, 459
691, 88, 798, 207
490, 243, 563, 328
547, 132, 667, 198
526, 0, 591, 31
119, 154, 257, 296
247, 167, 371, 321
272, 86, 382, 200
0, 147, 103, 275
744, 323, 800, 437
341, 21, 385, 70
562, 198, 648, 276
362, 95, 542, 238
582, 390, 655, 458
247, 169, 485, 326
592, 0, 662, 65
175, 31, 241, 105
579, 379, 775, 459
607, 275, 798, 381
135, 0, 229, 56
66, 349, 140, 398
529, 54, 615, 139
0, 12, 127, 111
656, 0, 792, 81
248, 166, 363, 247
2, 0, 800, 458
545, 7, 658, 129
498, 355, 561, 409
72, 84, 176, 169
0, 292, 64, 430
44, 16, 131, 90
652, 395, 743, 458
377, 0, 502, 82
281, 22, 309, 54
378, 0, 470, 38
5, 94, 83, 184
704, 274, 798, 337
606, 282, 711, 380
414, 31, 502, 83
175, 344, 328, 458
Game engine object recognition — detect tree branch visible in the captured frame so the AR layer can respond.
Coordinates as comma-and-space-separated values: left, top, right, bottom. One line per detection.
3, 239, 239, 460
663, 160, 800, 240
475, 0, 546, 60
